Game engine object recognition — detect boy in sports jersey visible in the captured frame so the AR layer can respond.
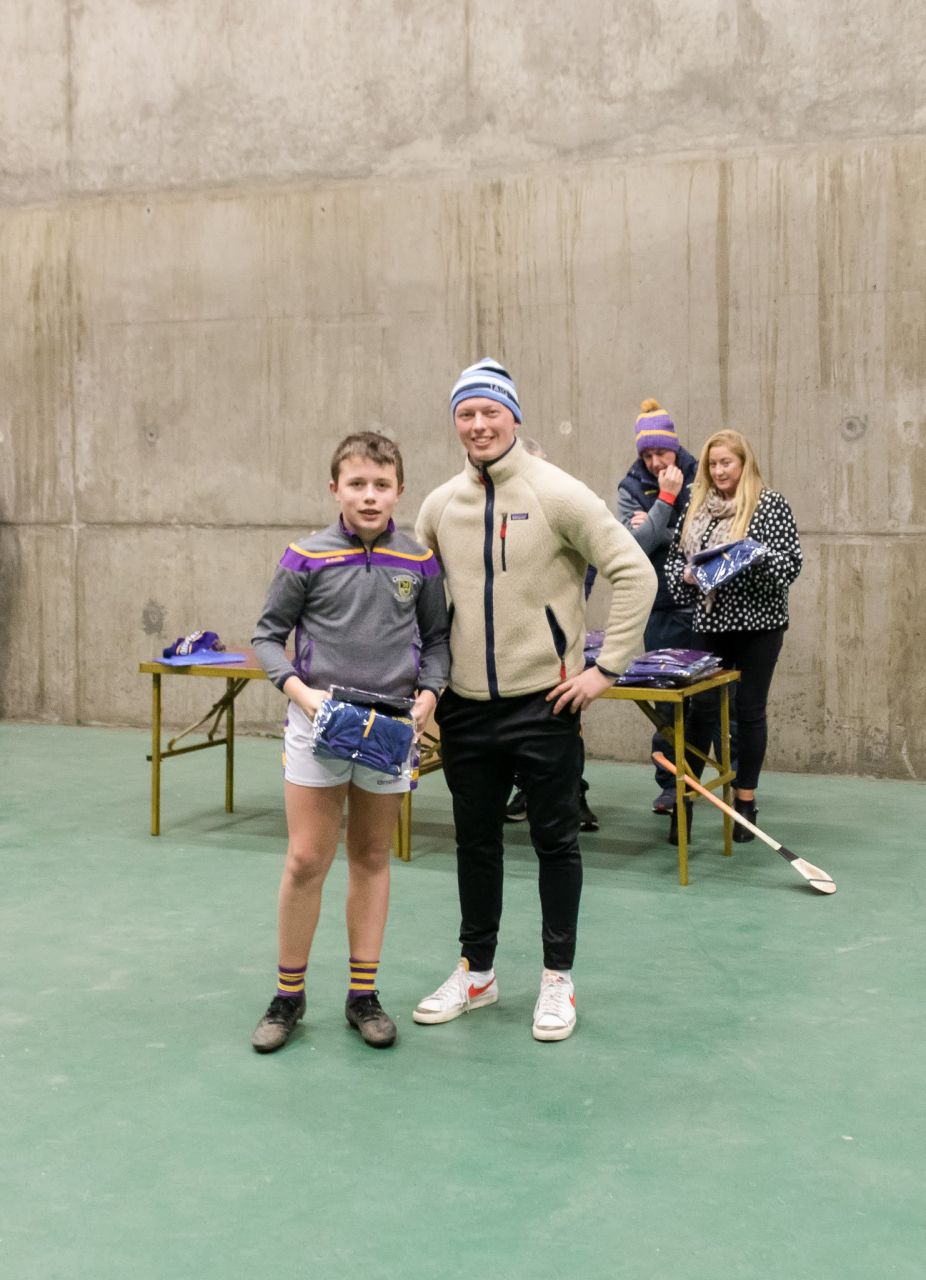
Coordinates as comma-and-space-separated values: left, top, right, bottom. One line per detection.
250, 432, 449, 1053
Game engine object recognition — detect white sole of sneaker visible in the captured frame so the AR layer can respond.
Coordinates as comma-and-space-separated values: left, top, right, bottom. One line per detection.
412, 990, 498, 1024
532, 1017, 576, 1042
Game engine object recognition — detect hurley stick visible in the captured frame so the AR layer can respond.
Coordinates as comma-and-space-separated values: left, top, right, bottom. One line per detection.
653, 753, 836, 895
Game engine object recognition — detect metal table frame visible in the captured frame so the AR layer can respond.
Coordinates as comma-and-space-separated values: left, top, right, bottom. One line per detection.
396, 672, 739, 884
138, 656, 738, 883
139, 651, 269, 837
599, 671, 739, 884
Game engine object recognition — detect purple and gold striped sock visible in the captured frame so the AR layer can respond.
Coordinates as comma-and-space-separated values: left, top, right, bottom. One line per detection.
277, 963, 307, 1000
347, 957, 379, 1003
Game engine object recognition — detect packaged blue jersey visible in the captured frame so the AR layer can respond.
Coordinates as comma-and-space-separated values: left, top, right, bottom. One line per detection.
312, 699, 415, 777
690, 538, 767, 593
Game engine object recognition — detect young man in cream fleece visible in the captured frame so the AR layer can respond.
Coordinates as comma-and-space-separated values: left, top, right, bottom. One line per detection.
412, 359, 657, 1042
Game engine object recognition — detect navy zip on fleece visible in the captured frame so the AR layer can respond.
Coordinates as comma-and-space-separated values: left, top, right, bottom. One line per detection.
481, 469, 499, 698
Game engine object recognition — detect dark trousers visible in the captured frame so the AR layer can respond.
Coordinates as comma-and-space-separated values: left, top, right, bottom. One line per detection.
514, 734, 589, 796
435, 688, 583, 972
686, 628, 784, 791
645, 609, 736, 789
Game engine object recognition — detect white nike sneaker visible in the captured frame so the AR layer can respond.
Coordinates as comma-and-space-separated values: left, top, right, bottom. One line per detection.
532, 969, 577, 1041
413, 960, 498, 1024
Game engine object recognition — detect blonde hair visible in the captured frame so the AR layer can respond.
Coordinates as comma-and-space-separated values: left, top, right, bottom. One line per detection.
682, 430, 765, 542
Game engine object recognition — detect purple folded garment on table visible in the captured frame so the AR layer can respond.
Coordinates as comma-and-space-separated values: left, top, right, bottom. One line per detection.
162, 629, 225, 659
690, 538, 767, 592
583, 630, 605, 669
631, 648, 718, 670
616, 648, 722, 687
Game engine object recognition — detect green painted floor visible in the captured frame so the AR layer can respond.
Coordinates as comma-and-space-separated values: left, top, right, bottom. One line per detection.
1, 722, 924, 1280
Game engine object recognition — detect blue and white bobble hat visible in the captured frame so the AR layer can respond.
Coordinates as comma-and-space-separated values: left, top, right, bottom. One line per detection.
449, 358, 522, 423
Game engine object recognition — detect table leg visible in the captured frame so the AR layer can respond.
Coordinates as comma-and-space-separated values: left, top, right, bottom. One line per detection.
225, 677, 235, 813
720, 684, 733, 856
673, 701, 689, 886
151, 674, 162, 837
392, 793, 412, 861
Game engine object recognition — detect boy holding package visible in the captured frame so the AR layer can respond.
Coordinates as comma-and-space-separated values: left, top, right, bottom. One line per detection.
250, 432, 449, 1053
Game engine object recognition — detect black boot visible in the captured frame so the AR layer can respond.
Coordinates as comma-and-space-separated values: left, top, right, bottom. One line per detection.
733, 795, 757, 843
345, 991, 397, 1048
579, 794, 600, 832
668, 799, 693, 846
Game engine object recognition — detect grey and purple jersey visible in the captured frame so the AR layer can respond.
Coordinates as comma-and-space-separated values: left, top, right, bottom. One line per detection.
252, 517, 450, 701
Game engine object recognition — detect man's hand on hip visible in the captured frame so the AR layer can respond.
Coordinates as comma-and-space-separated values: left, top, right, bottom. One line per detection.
546, 665, 615, 715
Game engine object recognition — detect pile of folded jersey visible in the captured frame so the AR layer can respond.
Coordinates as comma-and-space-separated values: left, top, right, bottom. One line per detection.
312, 699, 415, 776
616, 648, 722, 688
162, 629, 225, 658
584, 630, 605, 668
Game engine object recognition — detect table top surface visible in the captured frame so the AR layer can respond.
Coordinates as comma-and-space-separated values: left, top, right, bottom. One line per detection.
139, 653, 739, 699
600, 668, 739, 700
139, 647, 268, 678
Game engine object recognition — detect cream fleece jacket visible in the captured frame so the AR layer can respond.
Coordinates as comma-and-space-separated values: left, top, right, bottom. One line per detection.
416, 440, 657, 700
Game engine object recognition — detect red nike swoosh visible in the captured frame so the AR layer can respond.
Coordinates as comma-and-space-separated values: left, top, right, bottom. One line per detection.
468, 980, 494, 998
569, 994, 576, 1007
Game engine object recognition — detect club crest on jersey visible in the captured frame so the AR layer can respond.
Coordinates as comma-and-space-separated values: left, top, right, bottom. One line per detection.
392, 574, 415, 602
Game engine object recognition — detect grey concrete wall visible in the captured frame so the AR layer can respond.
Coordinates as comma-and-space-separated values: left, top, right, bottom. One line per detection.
1, 1, 924, 779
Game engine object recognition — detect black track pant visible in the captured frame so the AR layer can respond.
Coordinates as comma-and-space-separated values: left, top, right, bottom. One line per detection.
435, 688, 583, 972
686, 628, 784, 791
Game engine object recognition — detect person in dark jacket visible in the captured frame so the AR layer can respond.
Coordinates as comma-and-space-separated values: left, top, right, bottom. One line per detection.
616, 399, 704, 813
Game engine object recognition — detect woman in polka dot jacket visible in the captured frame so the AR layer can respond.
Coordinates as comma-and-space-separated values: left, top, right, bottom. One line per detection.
664, 429, 802, 842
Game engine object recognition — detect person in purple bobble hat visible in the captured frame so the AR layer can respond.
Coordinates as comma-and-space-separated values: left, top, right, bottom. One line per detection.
616, 398, 709, 815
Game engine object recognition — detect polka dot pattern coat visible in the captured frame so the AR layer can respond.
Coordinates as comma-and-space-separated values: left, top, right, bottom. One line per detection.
665, 489, 802, 632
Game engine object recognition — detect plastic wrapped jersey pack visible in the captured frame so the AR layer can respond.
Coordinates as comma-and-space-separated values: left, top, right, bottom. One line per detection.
690, 538, 767, 593
616, 648, 722, 688
312, 698, 417, 781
